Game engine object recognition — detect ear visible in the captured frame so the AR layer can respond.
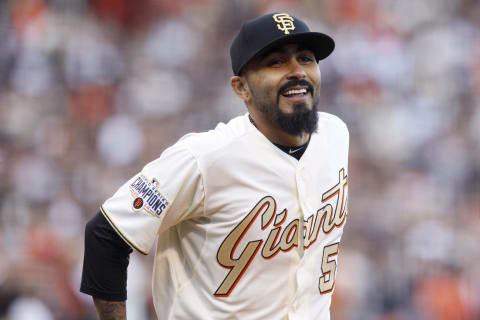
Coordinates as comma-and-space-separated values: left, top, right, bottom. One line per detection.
230, 76, 250, 102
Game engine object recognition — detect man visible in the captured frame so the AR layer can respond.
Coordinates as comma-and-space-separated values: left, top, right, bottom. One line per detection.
81, 12, 349, 319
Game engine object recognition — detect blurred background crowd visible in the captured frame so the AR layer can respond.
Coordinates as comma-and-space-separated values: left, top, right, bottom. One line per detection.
0, 0, 478, 319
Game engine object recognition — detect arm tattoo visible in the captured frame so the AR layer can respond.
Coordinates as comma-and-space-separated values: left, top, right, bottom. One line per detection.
93, 298, 127, 320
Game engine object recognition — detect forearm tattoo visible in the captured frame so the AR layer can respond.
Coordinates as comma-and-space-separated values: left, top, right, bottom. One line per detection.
93, 298, 127, 320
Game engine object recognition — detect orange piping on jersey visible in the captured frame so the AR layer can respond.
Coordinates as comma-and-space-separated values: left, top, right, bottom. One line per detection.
262, 226, 282, 259
215, 196, 275, 297
273, 209, 288, 227
319, 248, 339, 295
230, 201, 269, 260
214, 240, 263, 298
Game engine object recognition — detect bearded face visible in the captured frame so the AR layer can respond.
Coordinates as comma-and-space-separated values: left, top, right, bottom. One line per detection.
243, 43, 322, 136
248, 78, 320, 135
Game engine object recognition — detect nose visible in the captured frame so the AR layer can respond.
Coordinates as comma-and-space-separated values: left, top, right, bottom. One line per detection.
286, 58, 307, 80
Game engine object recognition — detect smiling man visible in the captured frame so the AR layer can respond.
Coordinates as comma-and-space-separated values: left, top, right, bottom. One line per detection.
80, 13, 349, 320
232, 42, 320, 145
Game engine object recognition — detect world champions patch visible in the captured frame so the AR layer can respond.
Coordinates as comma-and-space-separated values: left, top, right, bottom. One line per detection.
130, 175, 169, 217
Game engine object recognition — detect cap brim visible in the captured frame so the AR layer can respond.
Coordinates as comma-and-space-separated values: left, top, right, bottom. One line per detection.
239, 32, 335, 75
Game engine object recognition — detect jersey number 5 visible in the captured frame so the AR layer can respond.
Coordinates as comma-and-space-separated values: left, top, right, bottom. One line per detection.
318, 242, 339, 294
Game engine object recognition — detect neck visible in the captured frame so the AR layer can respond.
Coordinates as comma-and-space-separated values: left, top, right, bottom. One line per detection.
248, 109, 310, 146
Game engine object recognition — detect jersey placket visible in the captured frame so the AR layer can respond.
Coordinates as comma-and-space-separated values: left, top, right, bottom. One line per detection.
290, 130, 325, 318
288, 162, 310, 316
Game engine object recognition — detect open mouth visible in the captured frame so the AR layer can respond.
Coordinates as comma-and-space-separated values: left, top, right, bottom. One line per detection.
281, 87, 309, 97
278, 78, 314, 100
279, 86, 311, 101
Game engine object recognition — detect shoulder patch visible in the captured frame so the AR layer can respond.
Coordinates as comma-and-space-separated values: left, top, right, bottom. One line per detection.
130, 175, 170, 217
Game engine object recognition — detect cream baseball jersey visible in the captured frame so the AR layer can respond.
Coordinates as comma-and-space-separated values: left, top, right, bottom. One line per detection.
101, 112, 349, 319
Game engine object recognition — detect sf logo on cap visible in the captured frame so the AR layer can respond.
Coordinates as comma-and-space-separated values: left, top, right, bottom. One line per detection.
273, 13, 295, 34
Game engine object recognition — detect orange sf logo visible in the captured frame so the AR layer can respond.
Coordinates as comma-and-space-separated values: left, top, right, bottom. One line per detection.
133, 197, 143, 209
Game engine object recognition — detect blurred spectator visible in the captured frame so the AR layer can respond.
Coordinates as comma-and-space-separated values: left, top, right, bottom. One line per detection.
0, 0, 479, 319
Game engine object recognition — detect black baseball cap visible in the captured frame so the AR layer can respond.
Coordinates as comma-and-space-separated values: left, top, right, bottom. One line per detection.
230, 13, 335, 75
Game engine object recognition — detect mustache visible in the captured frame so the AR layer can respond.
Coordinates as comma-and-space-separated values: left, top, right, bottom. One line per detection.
277, 79, 314, 98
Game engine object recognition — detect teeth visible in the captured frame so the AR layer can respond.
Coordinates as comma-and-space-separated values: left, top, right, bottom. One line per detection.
284, 88, 307, 96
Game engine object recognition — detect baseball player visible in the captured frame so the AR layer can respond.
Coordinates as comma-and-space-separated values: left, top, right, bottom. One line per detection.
81, 12, 349, 320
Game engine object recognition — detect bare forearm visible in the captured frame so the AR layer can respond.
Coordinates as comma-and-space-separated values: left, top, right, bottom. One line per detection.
93, 298, 126, 320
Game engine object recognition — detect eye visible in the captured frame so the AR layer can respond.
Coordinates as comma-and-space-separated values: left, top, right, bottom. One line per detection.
267, 58, 284, 67
298, 55, 314, 64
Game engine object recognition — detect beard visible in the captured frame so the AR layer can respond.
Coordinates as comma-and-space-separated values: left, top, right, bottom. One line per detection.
250, 79, 320, 136
274, 102, 319, 135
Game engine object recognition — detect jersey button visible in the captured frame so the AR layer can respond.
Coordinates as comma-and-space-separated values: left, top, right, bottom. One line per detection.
293, 301, 299, 311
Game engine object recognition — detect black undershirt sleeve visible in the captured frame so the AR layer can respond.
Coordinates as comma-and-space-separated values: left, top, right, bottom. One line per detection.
80, 211, 133, 301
